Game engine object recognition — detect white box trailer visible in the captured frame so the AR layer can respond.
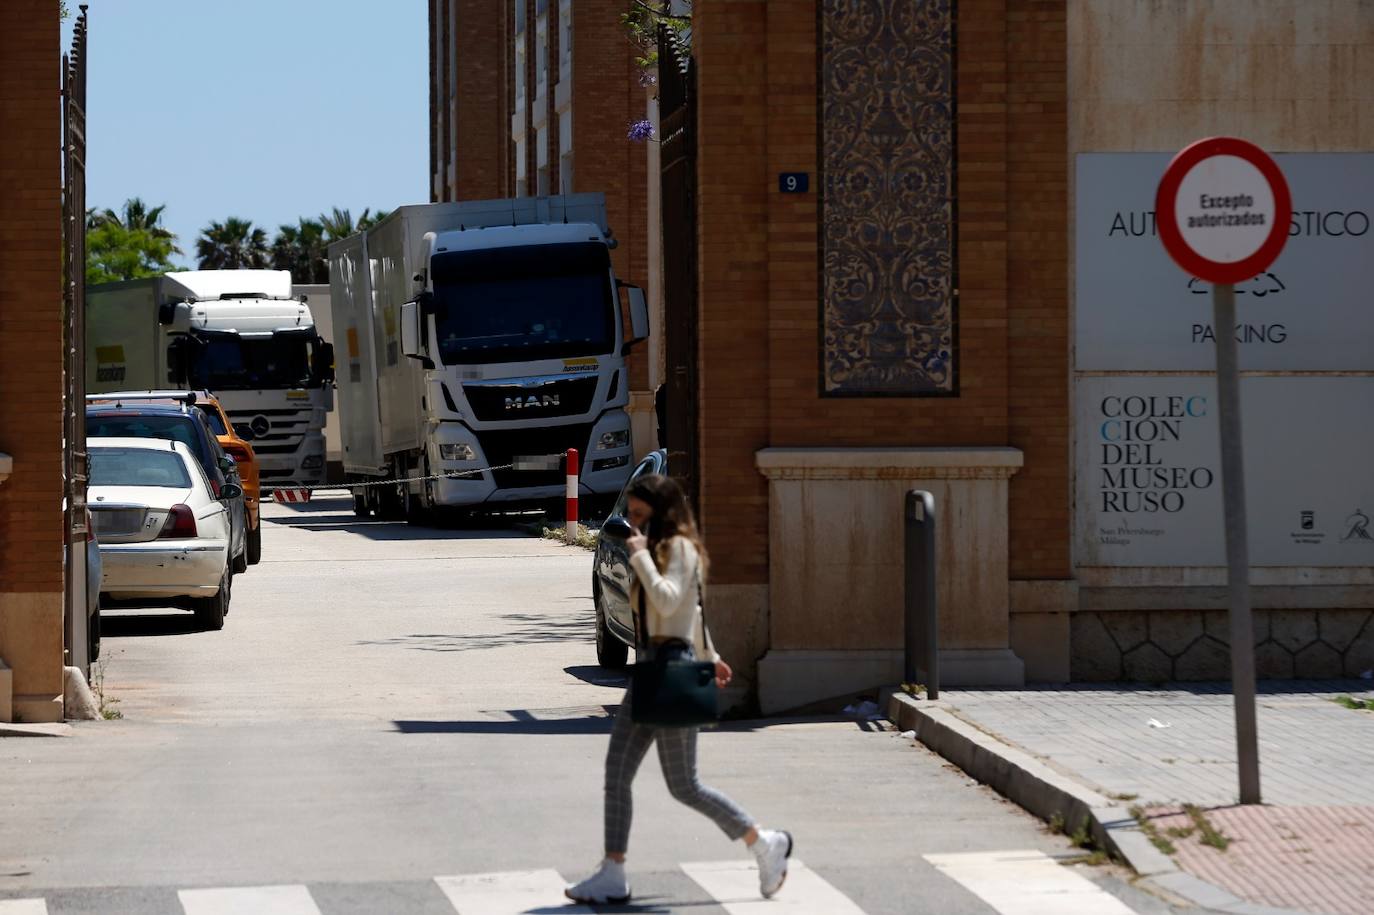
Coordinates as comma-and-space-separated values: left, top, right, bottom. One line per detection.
327, 193, 648, 518
291, 283, 343, 483
86, 270, 335, 489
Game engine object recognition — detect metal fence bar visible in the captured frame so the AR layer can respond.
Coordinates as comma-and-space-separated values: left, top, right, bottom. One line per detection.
904, 490, 938, 700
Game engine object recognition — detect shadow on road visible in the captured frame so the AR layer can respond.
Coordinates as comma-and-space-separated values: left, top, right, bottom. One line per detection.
102, 611, 205, 637
356, 611, 594, 653
564, 665, 630, 688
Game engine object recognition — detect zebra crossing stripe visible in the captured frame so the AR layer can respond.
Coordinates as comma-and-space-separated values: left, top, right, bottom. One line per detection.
178, 884, 322, 915
434, 870, 592, 915
923, 850, 1140, 915
0, 901, 47, 915
680, 859, 867, 914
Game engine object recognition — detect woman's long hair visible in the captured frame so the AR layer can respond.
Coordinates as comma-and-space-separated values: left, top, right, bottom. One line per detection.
626, 474, 709, 578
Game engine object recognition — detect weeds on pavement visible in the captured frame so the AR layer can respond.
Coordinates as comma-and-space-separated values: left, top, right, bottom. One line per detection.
1130, 805, 1177, 856
540, 524, 599, 550
90, 653, 122, 720
1334, 695, 1374, 711
1183, 804, 1230, 851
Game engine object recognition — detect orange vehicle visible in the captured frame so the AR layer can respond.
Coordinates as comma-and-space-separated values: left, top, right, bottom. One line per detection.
189, 391, 262, 565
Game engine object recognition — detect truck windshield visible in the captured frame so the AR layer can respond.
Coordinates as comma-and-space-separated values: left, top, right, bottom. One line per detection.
430, 242, 615, 365
188, 331, 315, 390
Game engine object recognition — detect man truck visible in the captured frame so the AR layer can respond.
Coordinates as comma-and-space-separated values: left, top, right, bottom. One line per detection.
86, 270, 335, 491
326, 193, 647, 520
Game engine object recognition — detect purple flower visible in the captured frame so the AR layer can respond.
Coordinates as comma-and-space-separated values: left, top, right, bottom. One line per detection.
626, 118, 655, 142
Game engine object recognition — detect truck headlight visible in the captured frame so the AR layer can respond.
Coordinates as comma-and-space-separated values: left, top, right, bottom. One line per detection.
595, 430, 630, 451
439, 443, 476, 462
301, 455, 324, 470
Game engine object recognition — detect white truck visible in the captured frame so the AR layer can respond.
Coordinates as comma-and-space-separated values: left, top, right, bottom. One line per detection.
291, 283, 344, 483
327, 193, 647, 519
86, 270, 335, 490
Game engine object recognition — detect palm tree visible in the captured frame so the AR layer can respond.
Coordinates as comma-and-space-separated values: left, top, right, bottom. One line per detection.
271, 217, 329, 283
319, 206, 392, 242
88, 198, 183, 255
196, 218, 270, 270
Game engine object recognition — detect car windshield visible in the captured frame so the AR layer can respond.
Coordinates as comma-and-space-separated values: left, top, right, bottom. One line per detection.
431, 242, 615, 365
87, 413, 203, 462
89, 448, 192, 489
195, 403, 229, 435
188, 332, 314, 390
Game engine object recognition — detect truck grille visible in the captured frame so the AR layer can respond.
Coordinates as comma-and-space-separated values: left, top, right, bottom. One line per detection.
226, 407, 313, 458
463, 376, 598, 423
475, 423, 593, 489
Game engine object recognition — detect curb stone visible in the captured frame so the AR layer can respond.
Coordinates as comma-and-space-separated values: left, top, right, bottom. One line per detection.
881, 689, 1315, 915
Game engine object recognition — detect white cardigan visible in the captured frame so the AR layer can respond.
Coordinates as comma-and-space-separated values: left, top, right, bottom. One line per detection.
629, 537, 719, 662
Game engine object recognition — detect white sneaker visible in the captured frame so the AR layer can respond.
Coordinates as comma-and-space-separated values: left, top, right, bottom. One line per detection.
752, 828, 793, 898
564, 857, 631, 905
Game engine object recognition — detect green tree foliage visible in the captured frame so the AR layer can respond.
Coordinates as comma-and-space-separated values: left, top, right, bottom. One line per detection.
85, 198, 181, 285
197, 218, 270, 270
621, 0, 691, 75
271, 218, 328, 283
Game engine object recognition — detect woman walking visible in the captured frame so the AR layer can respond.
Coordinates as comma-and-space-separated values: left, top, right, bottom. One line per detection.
565, 474, 792, 905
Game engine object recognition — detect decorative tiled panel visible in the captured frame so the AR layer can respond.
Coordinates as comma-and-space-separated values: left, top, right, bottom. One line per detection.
820, 0, 956, 396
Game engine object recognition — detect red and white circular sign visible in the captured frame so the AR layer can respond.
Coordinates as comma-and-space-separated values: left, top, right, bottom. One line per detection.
1155, 137, 1292, 284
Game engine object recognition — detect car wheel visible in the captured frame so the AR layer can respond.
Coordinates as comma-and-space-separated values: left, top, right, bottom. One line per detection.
88, 605, 101, 663
195, 567, 230, 631
247, 524, 262, 565
595, 581, 628, 669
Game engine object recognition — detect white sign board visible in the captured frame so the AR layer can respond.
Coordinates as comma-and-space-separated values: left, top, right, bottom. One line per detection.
1076, 376, 1374, 567
1076, 153, 1374, 371
1171, 155, 1276, 264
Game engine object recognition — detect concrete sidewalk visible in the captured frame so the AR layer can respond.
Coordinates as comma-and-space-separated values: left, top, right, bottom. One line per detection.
885, 681, 1374, 915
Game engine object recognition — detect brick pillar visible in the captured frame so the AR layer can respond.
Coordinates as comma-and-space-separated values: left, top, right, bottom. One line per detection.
0, 0, 65, 722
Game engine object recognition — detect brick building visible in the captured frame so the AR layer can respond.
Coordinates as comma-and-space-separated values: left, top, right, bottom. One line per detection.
0, 0, 67, 722
684, 0, 1374, 712
428, 1, 1374, 711
430, 0, 658, 447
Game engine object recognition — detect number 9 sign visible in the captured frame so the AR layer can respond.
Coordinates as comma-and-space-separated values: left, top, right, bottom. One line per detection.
778, 172, 809, 194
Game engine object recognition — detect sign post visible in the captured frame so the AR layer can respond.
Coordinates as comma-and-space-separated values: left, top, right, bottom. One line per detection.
1156, 137, 1292, 805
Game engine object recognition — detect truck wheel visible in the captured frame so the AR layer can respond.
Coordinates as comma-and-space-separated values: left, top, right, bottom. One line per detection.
247, 524, 262, 565
595, 582, 628, 669
195, 567, 230, 631
353, 493, 369, 518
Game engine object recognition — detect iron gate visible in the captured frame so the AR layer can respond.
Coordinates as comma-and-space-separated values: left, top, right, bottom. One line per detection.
62, 6, 90, 672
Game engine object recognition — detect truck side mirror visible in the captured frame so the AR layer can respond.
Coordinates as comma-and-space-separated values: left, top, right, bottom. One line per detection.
619, 284, 649, 351
400, 301, 434, 369
314, 341, 336, 384
166, 338, 188, 385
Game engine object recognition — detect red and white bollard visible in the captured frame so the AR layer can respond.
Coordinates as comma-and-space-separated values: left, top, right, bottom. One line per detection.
565, 448, 579, 542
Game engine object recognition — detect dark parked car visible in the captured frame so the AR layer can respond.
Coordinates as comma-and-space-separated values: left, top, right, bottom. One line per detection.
86, 397, 248, 574
591, 449, 667, 668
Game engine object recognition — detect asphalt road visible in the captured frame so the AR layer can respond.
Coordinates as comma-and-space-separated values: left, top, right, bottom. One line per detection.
0, 495, 1191, 915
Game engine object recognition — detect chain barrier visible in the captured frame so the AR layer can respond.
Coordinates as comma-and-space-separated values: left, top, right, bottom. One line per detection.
267, 463, 518, 495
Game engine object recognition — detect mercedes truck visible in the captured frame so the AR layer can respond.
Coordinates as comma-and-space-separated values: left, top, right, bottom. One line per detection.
86, 270, 335, 490
326, 193, 647, 520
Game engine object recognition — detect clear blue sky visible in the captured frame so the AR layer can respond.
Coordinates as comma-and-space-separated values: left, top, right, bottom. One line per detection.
64, 0, 428, 268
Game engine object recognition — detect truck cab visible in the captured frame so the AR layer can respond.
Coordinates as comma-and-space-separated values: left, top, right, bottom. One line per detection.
329, 195, 648, 518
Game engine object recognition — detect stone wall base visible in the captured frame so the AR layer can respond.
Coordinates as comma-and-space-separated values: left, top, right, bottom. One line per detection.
757, 647, 1026, 713
1071, 608, 1374, 681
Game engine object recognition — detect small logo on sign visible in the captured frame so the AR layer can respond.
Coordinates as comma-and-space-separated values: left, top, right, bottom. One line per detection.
1342, 509, 1372, 543
1301, 510, 1315, 530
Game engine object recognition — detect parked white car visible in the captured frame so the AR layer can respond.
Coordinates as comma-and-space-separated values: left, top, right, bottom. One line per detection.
88, 437, 240, 630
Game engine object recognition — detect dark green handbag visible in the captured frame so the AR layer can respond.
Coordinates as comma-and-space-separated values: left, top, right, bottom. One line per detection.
629, 571, 719, 727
